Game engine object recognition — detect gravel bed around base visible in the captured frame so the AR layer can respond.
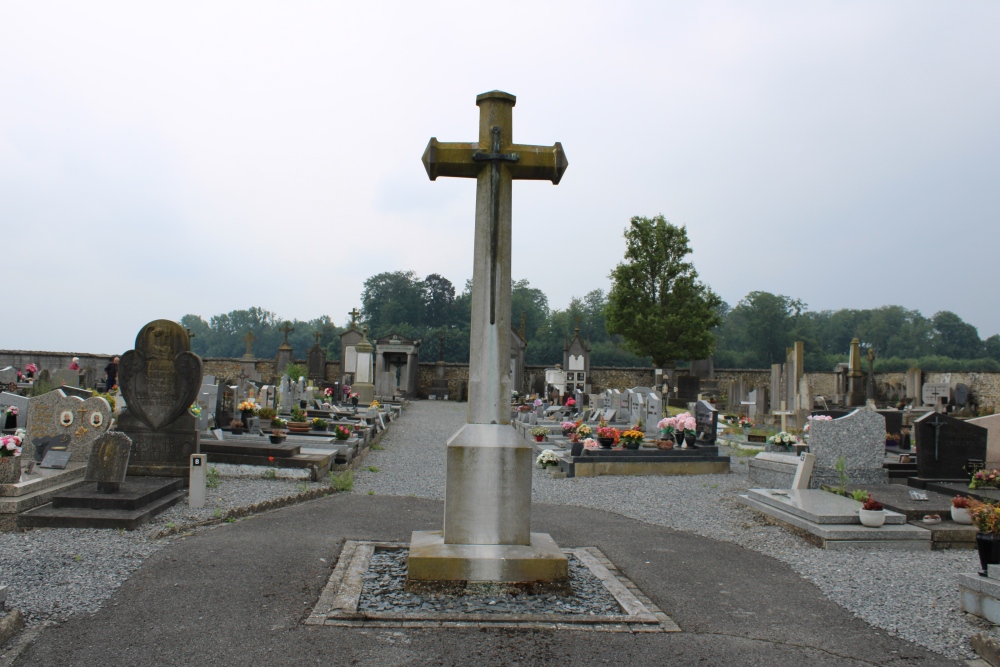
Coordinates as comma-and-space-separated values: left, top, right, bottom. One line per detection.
0, 462, 347, 627
353, 401, 991, 661
358, 550, 623, 616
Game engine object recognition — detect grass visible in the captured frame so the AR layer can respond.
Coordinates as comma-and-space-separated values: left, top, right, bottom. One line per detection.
366, 466, 379, 473
329, 470, 354, 493
264, 468, 277, 480
367, 490, 375, 495
206, 467, 221, 489
370, 444, 384, 451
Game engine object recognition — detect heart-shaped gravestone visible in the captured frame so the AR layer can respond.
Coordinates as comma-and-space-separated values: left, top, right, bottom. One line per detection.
118, 319, 203, 431
24, 389, 112, 462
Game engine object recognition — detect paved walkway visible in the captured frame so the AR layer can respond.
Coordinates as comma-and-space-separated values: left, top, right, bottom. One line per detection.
11, 403, 964, 666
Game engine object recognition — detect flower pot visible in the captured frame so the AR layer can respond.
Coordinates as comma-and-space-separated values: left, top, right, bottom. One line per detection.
977, 533, 1000, 575
231, 427, 244, 436
269, 434, 286, 444
241, 410, 254, 428
684, 433, 697, 448
656, 439, 674, 450
570, 442, 584, 457
287, 421, 311, 434
534, 435, 544, 442
859, 509, 886, 528
0, 456, 21, 484
743, 426, 750, 436
562, 429, 573, 438
597, 437, 614, 448
259, 419, 272, 431
952, 506, 973, 525
624, 440, 641, 450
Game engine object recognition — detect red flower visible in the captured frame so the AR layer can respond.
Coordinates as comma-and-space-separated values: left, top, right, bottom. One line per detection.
268, 456, 275, 462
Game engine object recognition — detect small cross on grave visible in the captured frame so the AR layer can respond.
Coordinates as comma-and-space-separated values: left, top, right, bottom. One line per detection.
279, 322, 294, 345
927, 412, 947, 461
186, 328, 196, 339
313, 331, 322, 346
773, 401, 794, 432
348, 308, 360, 328
243, 331, 256, 356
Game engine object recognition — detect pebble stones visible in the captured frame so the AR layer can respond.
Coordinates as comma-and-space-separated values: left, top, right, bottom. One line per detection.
357, 551, 623, 616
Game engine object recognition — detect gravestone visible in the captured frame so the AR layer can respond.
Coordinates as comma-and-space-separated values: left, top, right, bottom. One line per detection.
619, 389, 632, 422
0, 368, 19, 388
24, 389, 112, 462
807, 408, 887, 488
969, 413, 1000, 465
49, 369, 80, 387
676, 376, 700, 401
922, 383, 951, 408
117, 319, 203, 478
695, 400, 718, 444
196, 380, 218, 431
914, 411, 987, 481
84, 432, 132, 493
307, 337, 327, 381
645, 393, 662, 435
629, 391, 644, 427
0, 393, 28, 428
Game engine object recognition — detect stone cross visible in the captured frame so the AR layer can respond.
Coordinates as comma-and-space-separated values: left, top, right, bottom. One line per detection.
349, 308, 360, 328
422, 90, 567, 424
279, 322, 294, 345
313, 331, 322, 345
243, 331, 256, 356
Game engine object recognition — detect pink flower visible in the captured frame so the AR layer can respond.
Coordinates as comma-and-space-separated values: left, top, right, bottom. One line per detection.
583, 438, 599, 450
566, 399, 576, 406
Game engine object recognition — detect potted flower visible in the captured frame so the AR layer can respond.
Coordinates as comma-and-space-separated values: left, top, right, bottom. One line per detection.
269, 429, 287, 444
766, 431, 799, 452
969, 500, 1000, 575
582, 438, 599, 451
596, 426, 618, 448
674, 412, 697, 447
3, 406, 18, 430
970, 469, 1000, 490
620, 429, 644, 450
885, 432, 901, 448
536, 449, 560, 469
738, 416, 754, 435
287, 408, 311, 434
858, 493, 885, 528
271, 417, 287, 430
257, 407, 277, 430
229, 419, 245, 436
189, 404, 202, 420
576, 424, 593, 439
560, 421, 577, 437
332, 424, 351, 441
530, 426, 548, 442
0, 434, 22, 484
311, 417, 329, 432
656, 416, 676, 449
237, 400, 258, 428
952, 495, 974, 525
350, 392, 359, 409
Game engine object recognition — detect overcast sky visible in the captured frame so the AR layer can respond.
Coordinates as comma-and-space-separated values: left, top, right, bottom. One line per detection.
3, 1, 998, 355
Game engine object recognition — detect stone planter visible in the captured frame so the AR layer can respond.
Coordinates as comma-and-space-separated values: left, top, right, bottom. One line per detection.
259, 419, 272, 431
859, 509, 886, 528
269, 434, 286, 444
978, 533, 1000, 574
0, 456, 21, 484
952, 506, 973, 525
287, 421, 311, 434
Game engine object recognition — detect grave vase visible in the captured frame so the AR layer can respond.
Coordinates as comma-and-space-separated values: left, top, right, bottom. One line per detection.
597, 437, 614, 448
240, 410, 254, 429
684, 432, 697, 448
952, 507, 973, 525
977, 533, 1000, 575
0, 456, 20, 484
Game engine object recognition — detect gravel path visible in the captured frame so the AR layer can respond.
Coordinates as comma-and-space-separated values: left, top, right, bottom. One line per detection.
352, 400, 993, 661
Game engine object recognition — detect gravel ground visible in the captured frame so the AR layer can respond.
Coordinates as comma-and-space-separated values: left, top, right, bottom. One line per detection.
353, 400, 994, 661
358, 551, 623, 616
0, 462, 340, 626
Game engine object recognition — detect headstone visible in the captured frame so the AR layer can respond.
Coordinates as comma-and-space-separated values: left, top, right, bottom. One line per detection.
922, 383, 951, 408
914, 411, 987, 480
0, 367, 18, 388
807, 408, 887, 488
676, 376, 700, 401
24, 389, 112, 462
49, 369, 80, 387
970, 414, 1000, 465
695, 400, 718, 444
308, 341, 327, 381
0, 392, 29, 428
84, 432, 132, 493
791, 452, 815, 489
754, 388, 769, 420
645, 393, 662, 435
629, 391, 644, 427
117, 319, 203, 477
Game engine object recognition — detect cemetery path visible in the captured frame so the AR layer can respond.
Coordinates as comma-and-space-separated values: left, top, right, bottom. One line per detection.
12, 405, 961, 666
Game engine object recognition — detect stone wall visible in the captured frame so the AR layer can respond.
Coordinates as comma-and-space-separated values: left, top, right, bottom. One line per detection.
416, 363, 470, 399
201, 358, 342, 385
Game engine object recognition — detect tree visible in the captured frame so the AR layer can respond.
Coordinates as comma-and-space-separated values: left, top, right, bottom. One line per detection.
604, 215, 721, 367
931, 311, 983, 359
421, 274, 456, 328
361, 271, 425, 335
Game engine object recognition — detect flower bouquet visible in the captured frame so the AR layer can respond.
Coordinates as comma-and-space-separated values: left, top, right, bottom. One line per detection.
803, 414, 832, 433
560, 421, 577, 436
189, 404, 202, 418
619, 429, 644, 450
530, 426, 548, 442
766, 431, 799, 451
311, 417, 329, 431
0, 434, 22, 457
333, 424, 351, 441
536, 449, 560, 468
596, 426, 618, 448
533, 398, 543, 407
0, 434, 22, 483
577, 424, 593, 438
674, 412, 697, 446
583, 438, 599, 450
237, 400, 258, 415
971, 469, 1000, 490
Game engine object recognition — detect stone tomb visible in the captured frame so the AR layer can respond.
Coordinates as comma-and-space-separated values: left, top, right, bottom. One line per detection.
806, 408, 887, 488
24, 389, 112, 463
19, 431, 186, 531
912, 411, 987, 483
117, 319, 203, 478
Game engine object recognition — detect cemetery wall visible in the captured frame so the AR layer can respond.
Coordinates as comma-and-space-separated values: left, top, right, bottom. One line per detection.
713, 369, 772, 391
587, 367, 656, 391
416, 363, 469, 398
0, 350, 113, 373
200, 358, 343, 384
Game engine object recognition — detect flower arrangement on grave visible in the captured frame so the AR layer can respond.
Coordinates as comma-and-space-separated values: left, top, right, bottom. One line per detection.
968, 500, 1000, 534
229, 419, 245, 432
189, 404, 202, 418
257, 407, 277, 421
583, 438, 599, 450
596, 426, 619, 447
2, 406, 18, 429
657, 417, 676, 440
530, 426, 548, 441
533, 398, 543, 407
970, 469, 1000, 490
803, 415, 832, 433
311, 418, 329, 430
518, 405, 532, 412
619, 429, 644, 448
954, 496, 973, 509
536, 449, 560, 468
25, 364, 38, 377
270, 418, 287, 429
0, 435, 22, 457
766, 431, 799, 450
566, 398, 576, 407
861, 494, 883, 512
577, 424, 593, 438
323, 387, 334, 398
560, 421, 577, 435
370, 400, 380, 409
237, 400, 258, 415
885, 432, 901, 445
333, 424, 351, 440
738, 416, 754, 429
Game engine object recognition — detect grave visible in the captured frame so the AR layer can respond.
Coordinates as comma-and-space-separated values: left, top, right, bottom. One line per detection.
24, 389, 112, 464
694, 400, 718, 445
340, 309, 363, 386
200, 434, 334, 480
407, 90, 569, 588
806, 408, 887, 489
559, 446, 730, 478
563, 324, 590, 393
374, 333, 421, 399
117, 319, 203, 478
737, 488, 931, 550
908, 412, 987, 487
49, 369, 80, 388
307, 332, 327, 381
18, 431, 186, 530
969, 413, 1000, 465
0, 393, 28, 429
847, 483, 975, 549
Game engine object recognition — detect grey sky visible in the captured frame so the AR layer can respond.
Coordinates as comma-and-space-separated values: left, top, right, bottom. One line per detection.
3, 1, 998, 355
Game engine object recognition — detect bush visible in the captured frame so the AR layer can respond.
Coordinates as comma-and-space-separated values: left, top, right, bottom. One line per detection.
329, 470, 354, 492
284, 363, 307, 381
257, 407, 277, 420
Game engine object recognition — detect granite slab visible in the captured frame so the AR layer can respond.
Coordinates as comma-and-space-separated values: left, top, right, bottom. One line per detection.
847, 484, 952, 520
746, 488, 906, 525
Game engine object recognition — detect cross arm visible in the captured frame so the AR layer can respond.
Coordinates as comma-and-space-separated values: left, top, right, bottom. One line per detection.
508, 142, 568, 184
422, 139, 481, 180
422, 138, 569, 184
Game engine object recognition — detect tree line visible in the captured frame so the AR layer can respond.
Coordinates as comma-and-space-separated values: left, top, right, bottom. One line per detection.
180, 216, 995, 372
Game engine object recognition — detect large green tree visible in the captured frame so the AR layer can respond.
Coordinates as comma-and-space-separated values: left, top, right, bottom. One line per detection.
604, 215, 721, 367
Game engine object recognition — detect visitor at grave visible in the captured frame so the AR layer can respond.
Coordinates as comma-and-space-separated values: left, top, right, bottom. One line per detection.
104, 357, 119, 391
68, 357, 81, 371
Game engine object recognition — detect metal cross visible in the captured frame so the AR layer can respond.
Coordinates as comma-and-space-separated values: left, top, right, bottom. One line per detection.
472, 126, 520, 324
927, 413, 947, 461
280, 322, 294, 345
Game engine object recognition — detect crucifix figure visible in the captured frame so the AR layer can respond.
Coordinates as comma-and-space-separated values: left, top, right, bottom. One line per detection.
243, 331, 256, 357
927, 413, 946, 461
279, 322, 294, 346
422, 90, 567, 425
348, 308, 360, 329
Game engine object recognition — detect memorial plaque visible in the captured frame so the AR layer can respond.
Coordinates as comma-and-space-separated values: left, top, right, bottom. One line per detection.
30, 434, 71, 463
915, 411, 987, 480
24, 389, 112, 461
40, 450, 72, 469
84, 432, 132, 493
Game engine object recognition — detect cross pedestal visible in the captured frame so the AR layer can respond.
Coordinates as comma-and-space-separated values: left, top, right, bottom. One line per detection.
407, 91, 569, 589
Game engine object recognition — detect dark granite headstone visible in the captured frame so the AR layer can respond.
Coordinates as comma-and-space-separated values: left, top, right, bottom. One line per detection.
31, 435, 70, 463
40, 450, 72, 469
914, 411, 987, 480
118, 319, 203, 477
85, 432, 132, 493
695, 400, 718, 444
308, 344, 327, 381
878, 410, 903, 436
676, 376, 700, 400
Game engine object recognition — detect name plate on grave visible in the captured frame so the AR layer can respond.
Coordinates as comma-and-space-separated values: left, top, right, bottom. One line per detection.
40, 450, 72, 469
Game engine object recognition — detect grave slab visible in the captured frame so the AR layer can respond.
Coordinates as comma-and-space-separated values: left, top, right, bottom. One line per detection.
746, 488, 907, 524
18, 477, 186, 529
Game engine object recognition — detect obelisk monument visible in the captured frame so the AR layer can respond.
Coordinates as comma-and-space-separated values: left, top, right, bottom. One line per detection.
407, 91, 569, 587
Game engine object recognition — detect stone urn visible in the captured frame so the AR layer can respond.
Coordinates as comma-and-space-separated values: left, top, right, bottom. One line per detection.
0, 456, 21, 484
